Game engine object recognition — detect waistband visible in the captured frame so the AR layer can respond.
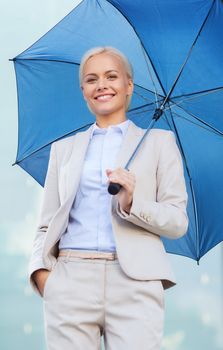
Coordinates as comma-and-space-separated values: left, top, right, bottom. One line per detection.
59, 249, 118, 261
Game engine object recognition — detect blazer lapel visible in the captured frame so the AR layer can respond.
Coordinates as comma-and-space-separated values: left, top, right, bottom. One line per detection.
65, 124, 94, 203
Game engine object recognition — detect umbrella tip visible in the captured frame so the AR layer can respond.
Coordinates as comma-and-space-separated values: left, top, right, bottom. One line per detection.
196, 259, 200, 266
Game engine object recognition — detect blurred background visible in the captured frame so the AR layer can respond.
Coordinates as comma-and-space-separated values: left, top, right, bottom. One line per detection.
0, 0, 222, 349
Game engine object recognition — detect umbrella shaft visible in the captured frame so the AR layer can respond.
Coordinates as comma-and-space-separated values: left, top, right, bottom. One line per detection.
125, 111, 161, 170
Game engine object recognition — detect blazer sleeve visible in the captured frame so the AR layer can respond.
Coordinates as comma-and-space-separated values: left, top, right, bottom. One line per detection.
28, 141, 60, 292
116, 131, 189, 239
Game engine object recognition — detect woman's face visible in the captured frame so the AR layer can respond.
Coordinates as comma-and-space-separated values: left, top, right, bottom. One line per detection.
81, 53, 133, 120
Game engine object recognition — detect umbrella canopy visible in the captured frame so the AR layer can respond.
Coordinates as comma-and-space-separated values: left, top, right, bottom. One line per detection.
11, 0, 223, 263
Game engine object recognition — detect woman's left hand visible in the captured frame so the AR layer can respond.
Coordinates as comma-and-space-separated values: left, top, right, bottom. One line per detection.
106, 167, 136, 213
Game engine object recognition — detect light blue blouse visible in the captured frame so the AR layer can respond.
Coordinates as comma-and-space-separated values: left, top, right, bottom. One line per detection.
59, 119, 130, 252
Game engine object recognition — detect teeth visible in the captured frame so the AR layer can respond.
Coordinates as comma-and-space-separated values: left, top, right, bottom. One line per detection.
97, 94, 113, 100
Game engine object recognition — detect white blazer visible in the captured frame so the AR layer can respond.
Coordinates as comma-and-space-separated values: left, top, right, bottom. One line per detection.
29, 120, 189, 296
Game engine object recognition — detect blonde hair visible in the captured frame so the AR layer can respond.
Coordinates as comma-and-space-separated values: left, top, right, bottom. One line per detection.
79, 46, 134, 111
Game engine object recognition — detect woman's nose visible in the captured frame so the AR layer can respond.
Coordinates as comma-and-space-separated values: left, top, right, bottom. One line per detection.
96, 78, 108, 91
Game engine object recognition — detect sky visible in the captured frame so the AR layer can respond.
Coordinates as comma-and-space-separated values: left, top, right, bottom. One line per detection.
0, 0, 222, 349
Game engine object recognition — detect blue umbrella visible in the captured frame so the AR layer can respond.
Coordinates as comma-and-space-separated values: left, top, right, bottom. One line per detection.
11, 0, 223, 263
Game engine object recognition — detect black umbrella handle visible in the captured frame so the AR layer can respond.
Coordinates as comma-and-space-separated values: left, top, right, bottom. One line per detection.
108, 182, 122, 195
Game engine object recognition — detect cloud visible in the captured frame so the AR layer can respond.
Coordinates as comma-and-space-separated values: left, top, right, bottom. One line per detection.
162, 330, 185, 350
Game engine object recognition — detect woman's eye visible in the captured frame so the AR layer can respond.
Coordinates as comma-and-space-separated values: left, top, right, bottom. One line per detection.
86, 78, 96, 83
107, 75, 117, 80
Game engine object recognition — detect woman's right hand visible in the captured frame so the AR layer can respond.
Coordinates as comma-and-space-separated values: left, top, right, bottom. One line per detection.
32, 269, 51, 297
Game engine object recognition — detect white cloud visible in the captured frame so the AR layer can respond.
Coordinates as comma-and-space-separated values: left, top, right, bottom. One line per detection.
23, 323, 33, 335
200, 273, 210, 285
162, 330, 185, 350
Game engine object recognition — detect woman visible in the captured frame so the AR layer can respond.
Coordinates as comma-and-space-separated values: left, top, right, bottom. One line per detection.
29, 46, 189, 350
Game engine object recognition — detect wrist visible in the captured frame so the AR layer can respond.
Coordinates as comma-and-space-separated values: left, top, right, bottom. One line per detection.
32, 269, 48, 282
123, 201, 132, 214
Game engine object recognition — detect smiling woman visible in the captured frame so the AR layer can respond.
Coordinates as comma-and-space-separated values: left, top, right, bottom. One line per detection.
79, 46, 134, 127
29, 46, 189, 350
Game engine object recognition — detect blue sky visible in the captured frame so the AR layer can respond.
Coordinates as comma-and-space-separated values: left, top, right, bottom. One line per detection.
0, 0, 222, 349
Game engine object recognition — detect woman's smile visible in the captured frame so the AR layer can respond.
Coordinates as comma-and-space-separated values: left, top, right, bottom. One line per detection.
94, 93, 116, 102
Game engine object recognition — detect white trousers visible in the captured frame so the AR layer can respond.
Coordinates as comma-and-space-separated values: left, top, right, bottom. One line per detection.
43, 251, 165, 350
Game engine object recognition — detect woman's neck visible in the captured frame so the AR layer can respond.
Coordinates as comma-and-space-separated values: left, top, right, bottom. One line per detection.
95, 114, 127, 128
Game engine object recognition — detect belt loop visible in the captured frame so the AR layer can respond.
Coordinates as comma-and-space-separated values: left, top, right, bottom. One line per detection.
64, 249, 71, 263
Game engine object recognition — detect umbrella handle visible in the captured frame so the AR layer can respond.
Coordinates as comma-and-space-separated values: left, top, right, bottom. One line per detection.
108, 182, 122, 195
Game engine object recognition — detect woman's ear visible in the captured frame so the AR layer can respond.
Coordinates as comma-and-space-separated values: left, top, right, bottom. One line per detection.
127, 79, 134, 96
81, 86, 87, 101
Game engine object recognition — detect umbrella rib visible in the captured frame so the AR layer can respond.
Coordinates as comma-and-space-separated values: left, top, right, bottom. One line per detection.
128, 102, 157, 114
11, 57, 81, 65
105, 0, 167, 96
167, 87, 223, 109
12, 122, 94, 165
171, 86, 223, 101
140, 45, 160, 108
161, 0, 216, 108
169, 110, 221, 137
128, 106, 156, 117
162, 111, 173, 130
170, 102, 223, 137
133, 91, 154, 103
127, 95, 165, 114
165, 106, 200, 263
128, 93, 165, 113
133, 84, 164, 101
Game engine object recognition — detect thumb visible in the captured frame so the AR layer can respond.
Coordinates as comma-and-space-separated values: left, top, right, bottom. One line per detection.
106, 169, 113, 178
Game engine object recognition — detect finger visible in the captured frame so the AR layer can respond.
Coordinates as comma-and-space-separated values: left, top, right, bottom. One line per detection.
118, 170, 136, 184
109, 174, 135, 192
110, 167, 135, 179
105, 168, 113, 177
109, 171, 135, 185
109, 169, 135, 181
